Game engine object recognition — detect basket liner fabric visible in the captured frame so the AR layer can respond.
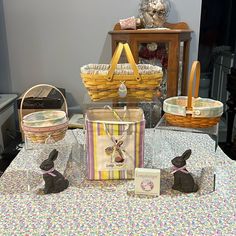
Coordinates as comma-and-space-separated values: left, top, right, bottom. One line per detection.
23, 110, 67, 127
163, 96, 223, 118
81, 63, 162, 75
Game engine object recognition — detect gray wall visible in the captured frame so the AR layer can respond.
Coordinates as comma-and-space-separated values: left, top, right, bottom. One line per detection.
3, 0, 202, 109
0, 0, 11, 93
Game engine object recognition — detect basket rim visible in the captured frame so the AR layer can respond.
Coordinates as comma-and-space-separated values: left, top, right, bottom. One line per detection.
22, 120, 68, 132
23, 110, 67, 125
163, 96, 223, 118
80, 63, 163, 75
164, 96, 223, 108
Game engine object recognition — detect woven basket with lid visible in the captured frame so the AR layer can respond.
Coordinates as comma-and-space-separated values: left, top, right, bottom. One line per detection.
20, 84, 68, 143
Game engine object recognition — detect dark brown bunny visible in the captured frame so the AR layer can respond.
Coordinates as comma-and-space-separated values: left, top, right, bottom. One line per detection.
171, 149, 198, 193
40, 149, 69, 194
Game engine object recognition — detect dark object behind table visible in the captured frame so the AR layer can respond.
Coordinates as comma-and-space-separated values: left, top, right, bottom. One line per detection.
17, 87, 66, 109
40, 149, 69, 194
171, 149, 199, 193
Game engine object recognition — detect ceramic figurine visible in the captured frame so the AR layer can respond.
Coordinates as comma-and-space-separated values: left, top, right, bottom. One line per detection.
139, 0, 170, 28
39, 149, 69, 194
171, 149, 198, 193
118, 82, 127, 98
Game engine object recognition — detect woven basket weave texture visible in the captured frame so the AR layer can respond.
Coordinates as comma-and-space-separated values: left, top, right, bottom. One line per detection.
81, 43, 163, 101
163, 61, 223, 128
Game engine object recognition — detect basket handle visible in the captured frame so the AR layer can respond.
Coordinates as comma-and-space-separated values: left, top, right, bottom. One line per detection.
107, 42, 141, 82
19, 84, 68, 123
187, 61, 201, 110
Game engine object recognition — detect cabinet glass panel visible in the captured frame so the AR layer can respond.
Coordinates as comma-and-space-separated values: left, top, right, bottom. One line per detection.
138, 42, 169, 99
178, 42, 184, 95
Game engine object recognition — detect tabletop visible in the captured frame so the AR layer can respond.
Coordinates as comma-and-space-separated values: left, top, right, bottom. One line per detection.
0, 129, 235, 235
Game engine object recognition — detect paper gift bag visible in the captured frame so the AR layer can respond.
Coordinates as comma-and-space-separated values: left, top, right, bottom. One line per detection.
85, 107, 145, 180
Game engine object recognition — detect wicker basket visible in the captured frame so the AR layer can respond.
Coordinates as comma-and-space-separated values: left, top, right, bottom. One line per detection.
20, 84, 68, 143
81, 43, 163, 101
163, 61, 223, 128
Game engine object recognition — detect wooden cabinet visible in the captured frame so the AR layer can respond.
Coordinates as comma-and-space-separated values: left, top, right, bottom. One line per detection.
109, 22, 192, 97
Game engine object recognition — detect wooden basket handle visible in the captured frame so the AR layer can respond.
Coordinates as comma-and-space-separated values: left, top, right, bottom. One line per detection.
107, 42, 141, 82
187, 61, 201, 110
19, 84, 68, 122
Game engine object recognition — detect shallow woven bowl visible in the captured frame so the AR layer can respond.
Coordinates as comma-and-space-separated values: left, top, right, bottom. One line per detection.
163, 96, 223, 128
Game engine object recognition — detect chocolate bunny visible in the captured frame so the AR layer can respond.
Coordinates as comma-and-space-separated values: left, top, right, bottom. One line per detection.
171, 149, 198, 193
40, 149, 69, 194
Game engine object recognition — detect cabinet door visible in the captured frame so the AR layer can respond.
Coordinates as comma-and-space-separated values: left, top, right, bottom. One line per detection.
137, 41, 184, 98
138, 42, 169, 98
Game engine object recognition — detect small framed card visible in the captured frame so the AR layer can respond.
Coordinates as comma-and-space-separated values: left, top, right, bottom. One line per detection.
135, 168, 160, 196
68, 114, 84, 129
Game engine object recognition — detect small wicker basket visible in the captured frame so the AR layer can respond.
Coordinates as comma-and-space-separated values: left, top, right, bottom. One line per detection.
163, 61, 223, 128
81, 43, 163, 101
20, 84, 68, 143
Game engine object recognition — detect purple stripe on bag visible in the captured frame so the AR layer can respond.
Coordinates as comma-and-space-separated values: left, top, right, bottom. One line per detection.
87, 121, 94, 179
121, 170, 124, 179
139, 120, 145, 167
86, 122, 90, 178
120, 124, 125, 135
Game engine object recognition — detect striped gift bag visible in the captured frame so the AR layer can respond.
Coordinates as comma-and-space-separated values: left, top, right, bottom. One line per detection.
85, 106, 145, 180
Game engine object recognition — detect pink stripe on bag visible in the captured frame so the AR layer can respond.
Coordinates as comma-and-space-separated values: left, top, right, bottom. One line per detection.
86, 121, 94, 179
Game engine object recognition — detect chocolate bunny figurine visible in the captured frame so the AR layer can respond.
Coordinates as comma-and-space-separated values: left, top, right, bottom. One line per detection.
171, 149, 198, 193
39, 149, 69, 194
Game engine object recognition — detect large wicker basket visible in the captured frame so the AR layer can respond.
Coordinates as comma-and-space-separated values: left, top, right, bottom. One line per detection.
20, 84, 68, 144
81, 43, 163, 101
163, 61, 223, 128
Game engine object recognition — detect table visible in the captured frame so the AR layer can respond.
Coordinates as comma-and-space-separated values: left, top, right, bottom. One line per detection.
0, 129, 235, 235
154, 116, 219, 153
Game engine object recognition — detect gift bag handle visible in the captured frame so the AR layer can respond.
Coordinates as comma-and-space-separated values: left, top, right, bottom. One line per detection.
103, 105, 129, 143
187, 61, 201, 110
107, 43, 141, 82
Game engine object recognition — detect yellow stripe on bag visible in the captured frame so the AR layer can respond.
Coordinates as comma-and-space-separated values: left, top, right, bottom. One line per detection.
113, 170, 119, 179
135, 123, 140, 167
101, 171, 109, 180
113, 123, 118, 136
100, 123, 106, 136
93, 122, 99, 180
112, 123, 119, 179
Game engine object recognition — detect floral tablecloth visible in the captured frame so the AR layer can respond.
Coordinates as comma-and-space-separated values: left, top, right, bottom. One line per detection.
0, 129, 235, 235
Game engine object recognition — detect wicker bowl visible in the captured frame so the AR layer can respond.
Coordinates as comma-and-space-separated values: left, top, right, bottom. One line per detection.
22, 121, 68, 143
163, 61, 223, 128
164, 97, 223, 128
20, 84, 68, 143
